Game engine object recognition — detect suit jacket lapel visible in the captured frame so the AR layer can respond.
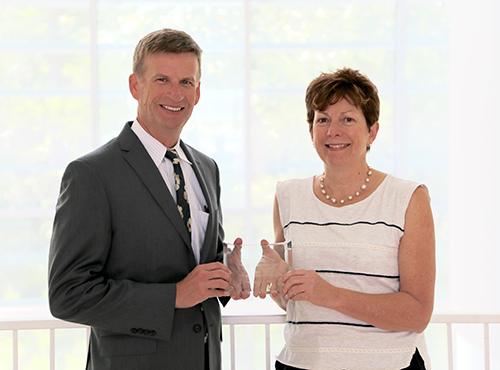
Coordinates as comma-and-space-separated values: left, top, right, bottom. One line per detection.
181, 141, 217, 263
118, 123, 193, 255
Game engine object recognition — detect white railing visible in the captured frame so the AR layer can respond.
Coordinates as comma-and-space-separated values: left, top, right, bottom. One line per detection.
429, 314, 500, 370
1, 313, 500, 370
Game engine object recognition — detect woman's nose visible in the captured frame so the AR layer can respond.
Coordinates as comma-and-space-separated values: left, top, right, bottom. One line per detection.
326, 121, 341, 136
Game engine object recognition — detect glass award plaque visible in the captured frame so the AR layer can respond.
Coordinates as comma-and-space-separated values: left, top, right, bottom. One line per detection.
223, 240, 292, 297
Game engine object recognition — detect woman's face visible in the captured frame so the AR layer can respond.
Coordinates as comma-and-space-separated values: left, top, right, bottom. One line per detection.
311, 98, 378, 169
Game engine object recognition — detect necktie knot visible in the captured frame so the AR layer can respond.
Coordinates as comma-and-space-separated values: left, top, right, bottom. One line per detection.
165, 149, 179, 163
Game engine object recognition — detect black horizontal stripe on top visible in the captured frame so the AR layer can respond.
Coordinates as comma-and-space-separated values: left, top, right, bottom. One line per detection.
288, 321, 374, 328
316, 269, 399, 279
283, 220, 404, 232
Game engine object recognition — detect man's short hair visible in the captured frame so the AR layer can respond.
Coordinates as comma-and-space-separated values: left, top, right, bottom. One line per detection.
133, 28, 202, 78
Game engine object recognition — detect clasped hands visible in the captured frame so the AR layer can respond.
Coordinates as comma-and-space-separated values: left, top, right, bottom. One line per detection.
226, 239, 312, 300
176, 238, 324, 308
253, 239, 330, 305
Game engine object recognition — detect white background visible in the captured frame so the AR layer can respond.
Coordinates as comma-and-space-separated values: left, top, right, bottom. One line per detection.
1, 0, 499, 369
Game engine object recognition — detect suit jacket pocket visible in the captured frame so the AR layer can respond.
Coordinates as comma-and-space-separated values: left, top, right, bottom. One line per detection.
98, 334, 157, 357
192, 209, 210, 261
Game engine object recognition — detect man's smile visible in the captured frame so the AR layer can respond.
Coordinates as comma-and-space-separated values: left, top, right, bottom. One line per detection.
160, 104, 184, 112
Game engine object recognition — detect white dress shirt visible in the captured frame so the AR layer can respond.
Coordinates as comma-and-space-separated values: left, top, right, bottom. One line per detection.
131, 120, 208, 264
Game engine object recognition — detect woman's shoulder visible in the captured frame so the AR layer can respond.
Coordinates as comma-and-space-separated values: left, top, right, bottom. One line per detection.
276, 176, 313, 192
276, 177, 313, 196
379, 173, 428, 209
383, 173, 422, 192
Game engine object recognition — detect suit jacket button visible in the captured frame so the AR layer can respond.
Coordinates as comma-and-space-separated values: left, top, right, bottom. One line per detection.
130, 328, 138, 334
193, 324, 202, 333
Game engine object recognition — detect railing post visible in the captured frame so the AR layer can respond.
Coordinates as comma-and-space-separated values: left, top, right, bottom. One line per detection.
50, 328, 55, 370
265, 324, 271, 370
230, 324, 235, 370
447, 323, 453, 370
13, 329, 18, 370
484, 323, 490, 370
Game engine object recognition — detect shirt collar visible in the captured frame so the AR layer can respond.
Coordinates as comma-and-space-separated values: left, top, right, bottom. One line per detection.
131, 119, 192, 167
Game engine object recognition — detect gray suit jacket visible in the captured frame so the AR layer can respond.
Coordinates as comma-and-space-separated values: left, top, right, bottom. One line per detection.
48, 122, 227, 370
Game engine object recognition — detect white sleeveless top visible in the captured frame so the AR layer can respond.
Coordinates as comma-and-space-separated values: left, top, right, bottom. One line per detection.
275, 175, 430, 370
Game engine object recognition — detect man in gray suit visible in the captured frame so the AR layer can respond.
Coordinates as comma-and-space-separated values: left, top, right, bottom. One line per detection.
48, 28, 250, 370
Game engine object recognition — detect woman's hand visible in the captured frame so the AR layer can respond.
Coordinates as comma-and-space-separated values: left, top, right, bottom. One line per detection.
282, 269, 334, 305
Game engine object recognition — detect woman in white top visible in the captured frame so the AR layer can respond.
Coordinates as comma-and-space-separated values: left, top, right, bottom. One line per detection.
253, 68, 435, 370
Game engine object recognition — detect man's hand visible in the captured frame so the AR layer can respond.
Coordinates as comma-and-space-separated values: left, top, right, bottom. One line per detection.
175, 262, 231, 308
225, 237, 251, 300
253, 239, 289, 298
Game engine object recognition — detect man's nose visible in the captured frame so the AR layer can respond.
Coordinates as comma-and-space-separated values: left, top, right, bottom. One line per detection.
166, 85, 183, 101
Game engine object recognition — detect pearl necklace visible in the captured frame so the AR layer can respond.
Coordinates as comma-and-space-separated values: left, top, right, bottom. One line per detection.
319, 168, 373, 205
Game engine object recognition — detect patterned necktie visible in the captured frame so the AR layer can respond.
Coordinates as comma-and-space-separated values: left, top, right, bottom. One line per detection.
165, 149, 191, 235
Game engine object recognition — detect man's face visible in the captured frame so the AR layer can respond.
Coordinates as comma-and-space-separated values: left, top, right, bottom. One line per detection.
129, 52, 200, 146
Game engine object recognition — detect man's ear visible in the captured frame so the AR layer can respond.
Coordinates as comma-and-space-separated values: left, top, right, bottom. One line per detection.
129, 74, 139, 100
194, 82, 201, 105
